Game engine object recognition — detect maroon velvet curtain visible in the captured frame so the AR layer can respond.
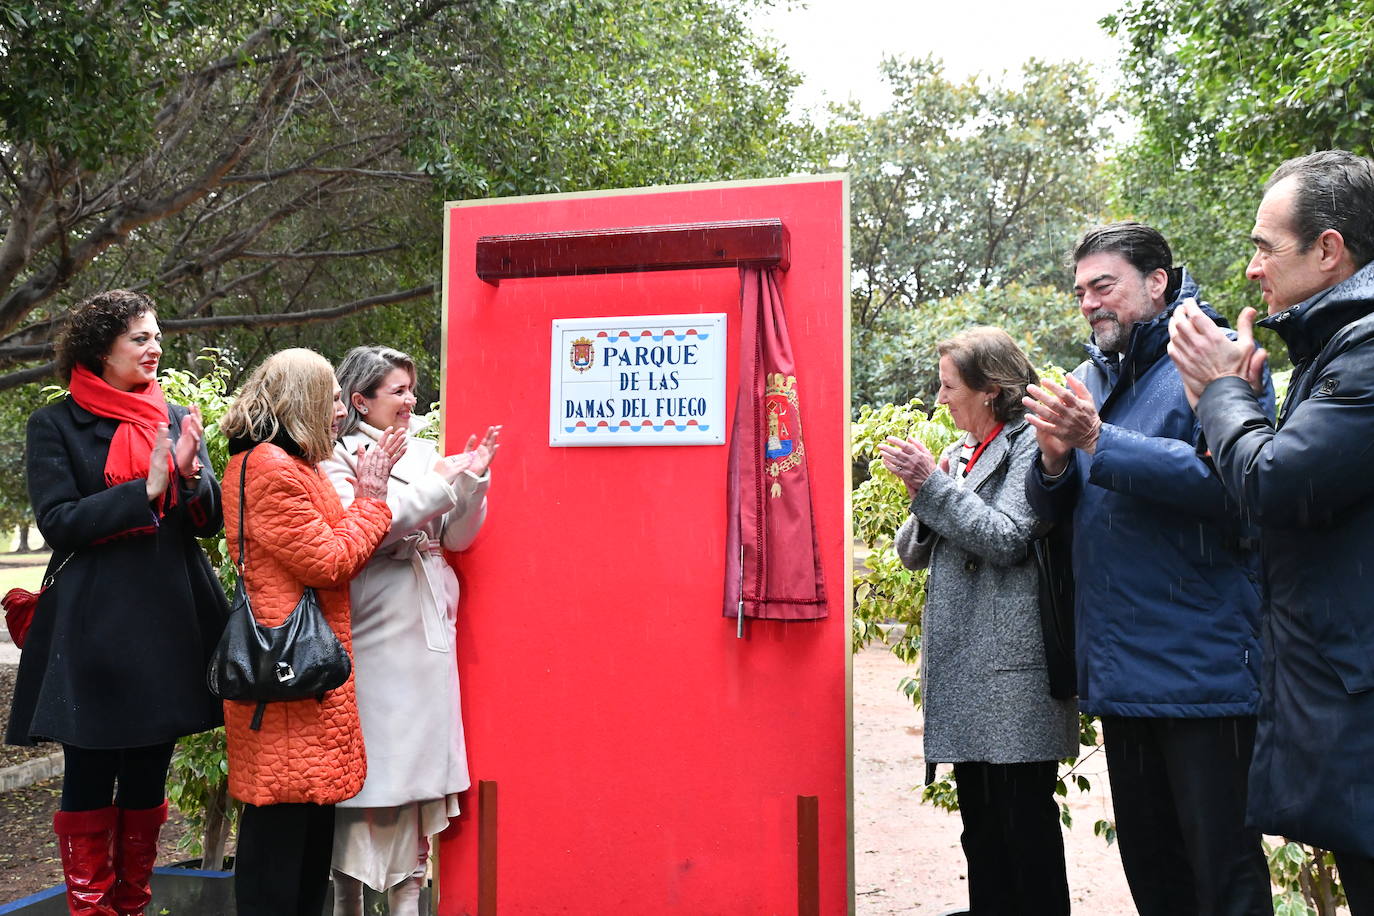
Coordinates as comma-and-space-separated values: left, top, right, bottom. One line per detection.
724, 267, 827, 623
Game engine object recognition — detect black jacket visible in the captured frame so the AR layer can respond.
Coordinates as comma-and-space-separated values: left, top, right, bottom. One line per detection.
1196, 259, 1374, 856
7, 397, 228, 748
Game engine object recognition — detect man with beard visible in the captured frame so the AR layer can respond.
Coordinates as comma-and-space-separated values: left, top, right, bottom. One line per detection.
1022, 222, 1273, 914
1169, 149, 1374, 912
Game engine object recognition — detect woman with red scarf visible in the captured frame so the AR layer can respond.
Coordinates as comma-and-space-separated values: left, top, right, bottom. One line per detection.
7, 289, 228, 916
879, 327, 1078, 916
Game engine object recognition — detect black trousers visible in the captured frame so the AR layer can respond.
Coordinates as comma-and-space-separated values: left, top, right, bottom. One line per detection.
234, 802, 335, 916
952, 759, 1069, 916
1102, 715, 1271, 916
60, 743, 175, 811
1336, 853, 1374, 916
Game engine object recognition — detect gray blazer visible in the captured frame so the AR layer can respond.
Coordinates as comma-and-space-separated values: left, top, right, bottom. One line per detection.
894, 418, 1078, 764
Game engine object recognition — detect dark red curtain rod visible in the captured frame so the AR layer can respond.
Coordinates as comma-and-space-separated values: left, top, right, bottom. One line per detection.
475, 218, 789, 284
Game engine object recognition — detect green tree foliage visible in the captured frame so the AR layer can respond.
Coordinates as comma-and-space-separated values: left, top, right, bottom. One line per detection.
853, 282, 1085, 412
1267, 841, 1346, 916
850, 398, 955, 663
1107, 0, 1374, 350
0, 386, 42, 545
1110, 0, 1374, 166
0, 0, 816, 391
830, 56, 1112, 333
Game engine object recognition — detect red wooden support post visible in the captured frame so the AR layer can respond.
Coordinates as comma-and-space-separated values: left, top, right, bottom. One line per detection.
797, 794, 819, 916
478, 780, 498, 915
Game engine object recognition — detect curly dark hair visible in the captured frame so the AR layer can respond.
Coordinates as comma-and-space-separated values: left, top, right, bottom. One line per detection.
54, 290, 157, 382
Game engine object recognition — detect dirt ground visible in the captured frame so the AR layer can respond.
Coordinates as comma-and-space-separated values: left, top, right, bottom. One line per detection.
0, 666, 57, 769
854, 644, 1136, 914
0, 774, 192, 901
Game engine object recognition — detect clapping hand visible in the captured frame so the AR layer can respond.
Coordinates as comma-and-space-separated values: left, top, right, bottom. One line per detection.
433, 452, 474, 483
173, 405, 204, 479
1030, 421, 1073, 477
350, 425, 407, 500
1023, 375, 1101, 475
1168, 300, 1268, 408
463, 425, 501, 477
432, 426, 501, 482
878, 435, 937, 498
145, 423, 173, 502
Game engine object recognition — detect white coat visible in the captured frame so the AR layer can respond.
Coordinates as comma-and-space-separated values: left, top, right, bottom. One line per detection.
322, 418, 488, 809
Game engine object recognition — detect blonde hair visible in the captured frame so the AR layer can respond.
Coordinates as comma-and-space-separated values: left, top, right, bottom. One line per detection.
220, 349, 337, 463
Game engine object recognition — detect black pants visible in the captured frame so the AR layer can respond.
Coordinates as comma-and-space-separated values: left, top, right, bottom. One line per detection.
952, 759, 1069, 915
60, 743, 175, 811
1336, 853, 1374, 916
234, 802, 335, 916
1102, 715, 1270, 916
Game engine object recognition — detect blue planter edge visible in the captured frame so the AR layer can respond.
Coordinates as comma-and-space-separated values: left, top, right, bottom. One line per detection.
0, 866, 231, 914
0, 886, 64, 914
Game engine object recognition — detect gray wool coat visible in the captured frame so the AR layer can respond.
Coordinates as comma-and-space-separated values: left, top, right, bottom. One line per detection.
894, 418, 1078, 764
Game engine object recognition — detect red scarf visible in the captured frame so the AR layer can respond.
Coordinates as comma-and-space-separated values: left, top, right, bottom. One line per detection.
961, 423, 1005, 478
68, 363, 176, 514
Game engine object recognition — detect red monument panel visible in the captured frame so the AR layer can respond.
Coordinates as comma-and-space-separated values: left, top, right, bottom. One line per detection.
438, 177, 850, 915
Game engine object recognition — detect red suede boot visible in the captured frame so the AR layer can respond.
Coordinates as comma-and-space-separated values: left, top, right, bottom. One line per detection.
53, 807, 118, 916
110, 801, 167, 916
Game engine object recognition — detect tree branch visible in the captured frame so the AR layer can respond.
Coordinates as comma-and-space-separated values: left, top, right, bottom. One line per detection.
237, 243, 404, 261
0, 361, 58, 390
0, 284, 436, 388
0, 54, 306, 337
222, 166, 429, 184
160, 283, 434, 331
182, 264, 279, 317
0, 160, 55, 300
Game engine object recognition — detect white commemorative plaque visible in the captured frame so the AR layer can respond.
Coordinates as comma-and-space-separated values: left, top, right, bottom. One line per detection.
549, 313, 727, 447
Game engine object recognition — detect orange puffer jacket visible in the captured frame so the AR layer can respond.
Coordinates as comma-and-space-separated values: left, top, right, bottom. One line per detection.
221, 443, 391, 807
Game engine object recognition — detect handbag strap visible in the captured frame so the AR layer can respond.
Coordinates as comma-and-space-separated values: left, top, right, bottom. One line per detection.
236, 446, 254, 575
41, 550, 75, 591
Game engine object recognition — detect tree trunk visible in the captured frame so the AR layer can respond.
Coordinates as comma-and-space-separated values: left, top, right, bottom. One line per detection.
1317, 858, 1339, 916
1302, 846, 1339, 916
201, 779, 238, 871
15, 525, 30, 552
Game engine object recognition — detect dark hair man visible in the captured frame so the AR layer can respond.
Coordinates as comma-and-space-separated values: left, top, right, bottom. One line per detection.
1023, 222, 1274, 914
1170, 149, 1374, 911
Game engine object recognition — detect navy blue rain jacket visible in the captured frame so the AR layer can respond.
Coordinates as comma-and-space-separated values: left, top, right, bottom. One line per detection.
1196, 259, 1374, 857
1026, 271, 1272, 717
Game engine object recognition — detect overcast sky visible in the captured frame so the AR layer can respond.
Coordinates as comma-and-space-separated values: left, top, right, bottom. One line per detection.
752, 0, 1124, 117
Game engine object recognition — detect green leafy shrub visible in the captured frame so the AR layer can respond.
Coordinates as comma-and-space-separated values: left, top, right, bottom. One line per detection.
160, 352, 239, 866
1267, 841, 1344, 916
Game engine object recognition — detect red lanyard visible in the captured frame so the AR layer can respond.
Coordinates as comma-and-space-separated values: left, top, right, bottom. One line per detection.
963, 423, 1005, 476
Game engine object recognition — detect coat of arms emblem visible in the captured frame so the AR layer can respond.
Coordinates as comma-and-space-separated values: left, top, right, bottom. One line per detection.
569, 336, 595, 373
764, 373, 804, 497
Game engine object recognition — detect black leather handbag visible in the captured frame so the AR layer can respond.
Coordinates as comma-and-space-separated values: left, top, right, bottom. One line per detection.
207, 446, 352, 730
1032, 523, 1077, 701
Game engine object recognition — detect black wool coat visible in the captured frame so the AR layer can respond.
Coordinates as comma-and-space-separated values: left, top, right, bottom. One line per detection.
7, 397, 228, 749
